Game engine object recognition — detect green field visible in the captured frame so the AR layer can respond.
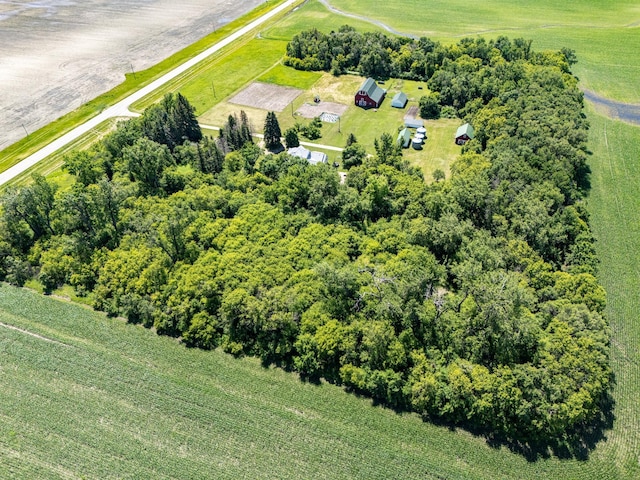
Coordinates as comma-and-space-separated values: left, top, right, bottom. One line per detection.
0, 284, 622, 479
1, 0, 639, 478
582, 105, 640, 476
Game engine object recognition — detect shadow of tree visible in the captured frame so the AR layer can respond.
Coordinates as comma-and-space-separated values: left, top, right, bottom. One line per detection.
422, 382, 615, 462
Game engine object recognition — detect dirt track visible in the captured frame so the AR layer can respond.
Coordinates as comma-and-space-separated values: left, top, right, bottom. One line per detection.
0, 0, 264, 150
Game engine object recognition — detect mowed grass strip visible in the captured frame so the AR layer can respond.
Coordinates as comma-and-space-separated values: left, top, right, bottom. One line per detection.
1, 118, 121, 191
0, 284, 606, 480
257, 63, 323, 90
130, 38, 289, 115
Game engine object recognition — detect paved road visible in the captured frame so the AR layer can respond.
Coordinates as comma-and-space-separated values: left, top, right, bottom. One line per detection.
0, 0, 299, 187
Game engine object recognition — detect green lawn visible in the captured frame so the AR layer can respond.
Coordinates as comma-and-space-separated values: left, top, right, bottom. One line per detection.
258, 63, 324, 89
406, 118, 461, 182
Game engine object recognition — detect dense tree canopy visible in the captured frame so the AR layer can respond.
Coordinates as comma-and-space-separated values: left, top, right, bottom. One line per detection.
0, 35, 609, 445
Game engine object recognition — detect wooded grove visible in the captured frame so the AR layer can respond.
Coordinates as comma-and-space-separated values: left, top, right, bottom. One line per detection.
0, 35, 610, 443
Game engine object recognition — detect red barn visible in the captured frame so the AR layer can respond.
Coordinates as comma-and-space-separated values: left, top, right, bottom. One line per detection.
455, 123, 475, 145
355, 78, 385, 108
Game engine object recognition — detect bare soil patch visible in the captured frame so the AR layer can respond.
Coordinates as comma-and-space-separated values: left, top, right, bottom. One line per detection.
0, 0, 264, 149
228, 82, 302, 112
405, 106, 420, 119
296, 101, 349, 119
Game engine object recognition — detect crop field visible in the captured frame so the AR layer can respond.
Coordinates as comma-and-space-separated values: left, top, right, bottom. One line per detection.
0, 284, 596, 480
0, 282, 630, 480
1, 0, 640, 478
0, 0, 296, 174
582, 105, 640, 477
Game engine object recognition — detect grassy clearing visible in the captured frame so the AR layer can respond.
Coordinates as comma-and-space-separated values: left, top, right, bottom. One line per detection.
0, 284, 613, 479
130, 38, 289, 115
200, 71, 461, 178
257, 63, 323, 89
405, 118, 461, 182
0, 0, 291, 175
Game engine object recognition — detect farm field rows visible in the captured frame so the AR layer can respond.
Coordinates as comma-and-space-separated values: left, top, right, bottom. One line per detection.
0, 285, 591, 479
1, 0, 639, 478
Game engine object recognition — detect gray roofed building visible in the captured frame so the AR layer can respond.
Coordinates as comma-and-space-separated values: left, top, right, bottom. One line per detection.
288, 145, 328, 165
391, 92, 408, 108
355, 78, 386, 108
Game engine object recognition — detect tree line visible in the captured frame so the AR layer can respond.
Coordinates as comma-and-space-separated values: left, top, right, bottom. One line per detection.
0, 36, 609, 445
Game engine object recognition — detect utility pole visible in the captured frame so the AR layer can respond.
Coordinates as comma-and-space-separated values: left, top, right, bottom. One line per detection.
130, 63, 136, 79
211, 82, 216, 98
21, 123, 29, 137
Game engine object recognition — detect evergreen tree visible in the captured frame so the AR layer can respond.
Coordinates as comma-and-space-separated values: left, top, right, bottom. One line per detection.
220, 111, 253, 152
139, 93, 202, 151
264, 111, 282, 151
171, 92, 202, 144
284, 128, 300, 149
240, 111, 253, 145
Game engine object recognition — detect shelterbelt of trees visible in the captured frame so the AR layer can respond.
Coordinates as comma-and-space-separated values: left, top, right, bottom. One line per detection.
0, 32, 610, 444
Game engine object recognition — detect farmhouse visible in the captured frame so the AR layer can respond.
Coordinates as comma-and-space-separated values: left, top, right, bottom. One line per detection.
391, 92, 408, 108
455, 123, 475, 145
355, 78, 386, 108
396, 127, 411, 148
287, 145, 328, 165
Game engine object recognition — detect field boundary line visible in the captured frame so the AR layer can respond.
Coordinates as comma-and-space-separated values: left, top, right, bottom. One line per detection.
0, 321, 68, 346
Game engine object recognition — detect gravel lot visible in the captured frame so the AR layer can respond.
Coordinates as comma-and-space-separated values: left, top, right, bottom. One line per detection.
0, 0, 264, 149
229, 82, 302, 112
